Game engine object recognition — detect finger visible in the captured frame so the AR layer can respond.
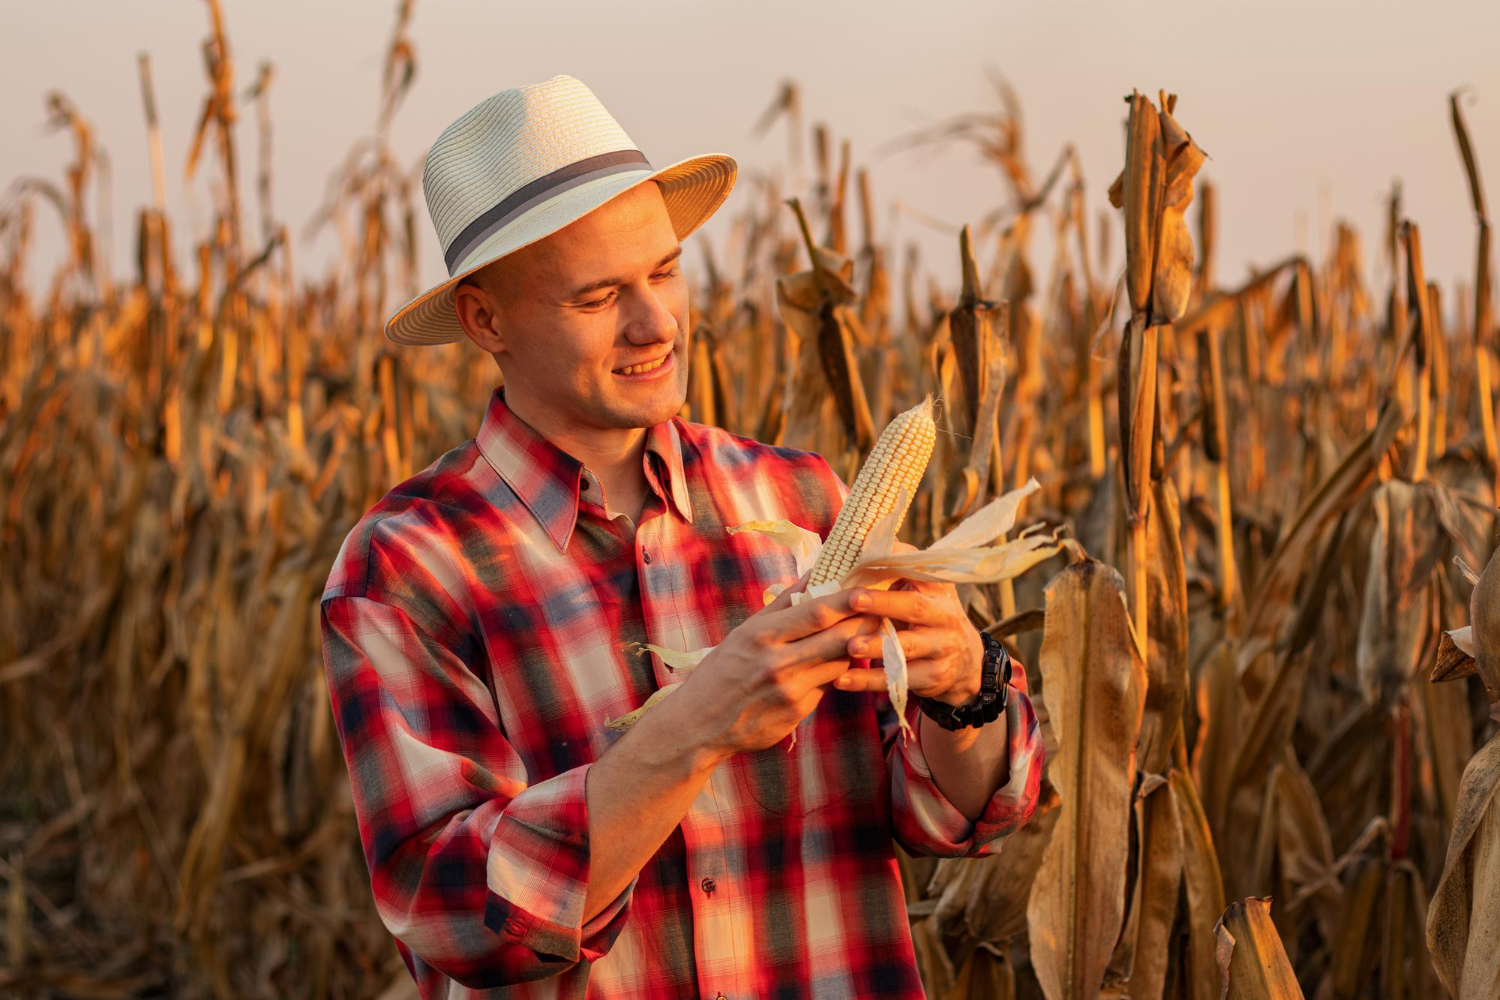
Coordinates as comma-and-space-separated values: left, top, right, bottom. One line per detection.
833, 657, 946, 694
847, 587, 946, 627
780, 613, 882, 667
769, 588, 867, 642
785, 657, 863, 699
831, 663, 887, 692
845, 627, 955, 662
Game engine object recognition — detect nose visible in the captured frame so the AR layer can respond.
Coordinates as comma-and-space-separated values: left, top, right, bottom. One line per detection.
622, 279, 680, 345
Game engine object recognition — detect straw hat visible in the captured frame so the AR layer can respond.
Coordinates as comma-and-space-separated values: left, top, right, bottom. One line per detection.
386, 74, 737, 346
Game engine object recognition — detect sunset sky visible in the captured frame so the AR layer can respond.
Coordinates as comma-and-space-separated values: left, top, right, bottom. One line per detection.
5, 0, 1498, 314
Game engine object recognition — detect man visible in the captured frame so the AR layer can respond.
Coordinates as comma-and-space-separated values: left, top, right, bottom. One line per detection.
321, 74, 1043, 999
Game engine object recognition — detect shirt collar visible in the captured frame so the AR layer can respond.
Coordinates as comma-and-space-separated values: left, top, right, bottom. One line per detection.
475, 386, 694, 553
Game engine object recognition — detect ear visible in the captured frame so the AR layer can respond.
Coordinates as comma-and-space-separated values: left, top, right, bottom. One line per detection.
453, 278, 506, 353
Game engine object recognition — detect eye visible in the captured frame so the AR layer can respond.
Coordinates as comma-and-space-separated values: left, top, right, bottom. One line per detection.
653, 266, 681, 280
582, 290, 617, 309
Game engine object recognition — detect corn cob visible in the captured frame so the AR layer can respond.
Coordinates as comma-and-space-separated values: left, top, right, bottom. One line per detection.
808, 395, 937, 587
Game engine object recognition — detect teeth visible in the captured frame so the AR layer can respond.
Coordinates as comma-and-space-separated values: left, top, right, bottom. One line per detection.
615, 356, 667, 375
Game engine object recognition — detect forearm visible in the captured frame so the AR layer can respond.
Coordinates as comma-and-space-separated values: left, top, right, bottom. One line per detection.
582, 687, 725, 923
919, 709, 1010, 822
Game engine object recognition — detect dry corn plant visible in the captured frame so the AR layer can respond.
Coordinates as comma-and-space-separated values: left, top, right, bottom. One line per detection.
2, 6, 1499, 997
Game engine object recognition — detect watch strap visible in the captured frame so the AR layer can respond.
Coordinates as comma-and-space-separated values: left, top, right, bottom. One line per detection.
916, 629, 1010, 731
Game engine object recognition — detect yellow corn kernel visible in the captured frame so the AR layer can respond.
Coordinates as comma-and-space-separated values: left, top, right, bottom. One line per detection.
808, 395, 936, 587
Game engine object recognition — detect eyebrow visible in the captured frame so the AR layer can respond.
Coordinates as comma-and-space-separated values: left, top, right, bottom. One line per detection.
565, 246, 683, 301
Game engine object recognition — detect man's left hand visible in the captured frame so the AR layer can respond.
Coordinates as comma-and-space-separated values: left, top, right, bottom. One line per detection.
835, 544, 983, 708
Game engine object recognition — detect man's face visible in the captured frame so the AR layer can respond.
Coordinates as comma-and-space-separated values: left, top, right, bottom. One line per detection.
466, 181, 690, 433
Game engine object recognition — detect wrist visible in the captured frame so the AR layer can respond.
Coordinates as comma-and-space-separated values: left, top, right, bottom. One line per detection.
935, 625, 986, 706
916, 629, 1009, 730
627, 680, 729, 777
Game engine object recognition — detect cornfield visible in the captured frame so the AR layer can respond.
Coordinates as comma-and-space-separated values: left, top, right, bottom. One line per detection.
2, 3, 1497, 998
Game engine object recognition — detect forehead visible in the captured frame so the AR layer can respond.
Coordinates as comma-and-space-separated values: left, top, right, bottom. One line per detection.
514, 182, 677, 284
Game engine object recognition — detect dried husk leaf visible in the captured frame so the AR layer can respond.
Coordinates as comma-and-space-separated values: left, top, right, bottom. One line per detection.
1153, 106, 1207, 323
604, 681, 684, 732
929, 478, 1041, 552
726, 518, 824, 578
1214, 897, 1304, 999
1115, 92, 1163, 316
1027, 561, 1148, 1000
881, 615, 914, 742
950, 224, 1000, 437
603, 645, 711, 730
848, 531, 1063, 587
1426, 731, 1500, 999
1432, 626, 1477, 682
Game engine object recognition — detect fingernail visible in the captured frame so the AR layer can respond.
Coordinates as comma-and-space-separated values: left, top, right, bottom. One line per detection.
852, 592, 870, 609
836, 676, 851, 687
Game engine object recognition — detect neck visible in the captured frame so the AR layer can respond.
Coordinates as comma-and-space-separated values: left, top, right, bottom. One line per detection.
502, 384, 652, 519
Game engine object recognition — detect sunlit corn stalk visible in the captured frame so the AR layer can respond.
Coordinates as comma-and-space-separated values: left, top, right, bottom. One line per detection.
1450, 90, 1499, 498
1401, 221, 1432, 482
948, 224, 1012, 616
1196, 325, 1237, 617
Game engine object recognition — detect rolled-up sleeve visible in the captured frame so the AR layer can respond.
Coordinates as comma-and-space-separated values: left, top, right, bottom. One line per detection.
881, 656, 1044, 858
321, 594, 636, 988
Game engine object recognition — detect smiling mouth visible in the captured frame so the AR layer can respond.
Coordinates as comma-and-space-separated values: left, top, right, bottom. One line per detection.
613, 354, 670, 375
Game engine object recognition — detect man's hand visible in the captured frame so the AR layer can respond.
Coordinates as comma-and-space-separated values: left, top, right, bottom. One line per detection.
830, 543, 984, 708
673, 569, 884, 761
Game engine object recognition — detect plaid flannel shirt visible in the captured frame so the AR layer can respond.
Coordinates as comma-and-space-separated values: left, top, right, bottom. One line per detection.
320, 386, 1043, 999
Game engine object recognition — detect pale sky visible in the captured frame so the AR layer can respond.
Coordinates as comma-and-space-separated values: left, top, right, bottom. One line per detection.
5, 0, 1499, 311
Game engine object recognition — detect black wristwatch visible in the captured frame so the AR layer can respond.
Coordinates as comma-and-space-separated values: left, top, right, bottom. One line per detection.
915, 628, 1011, 731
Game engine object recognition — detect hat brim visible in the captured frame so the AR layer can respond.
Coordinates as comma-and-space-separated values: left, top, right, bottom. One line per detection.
384, 152, 737, 346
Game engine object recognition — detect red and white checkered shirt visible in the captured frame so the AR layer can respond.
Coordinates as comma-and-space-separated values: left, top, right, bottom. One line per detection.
320, 386, 1043, 999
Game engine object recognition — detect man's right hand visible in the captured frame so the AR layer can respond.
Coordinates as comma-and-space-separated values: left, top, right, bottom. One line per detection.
674, 570, 884, 762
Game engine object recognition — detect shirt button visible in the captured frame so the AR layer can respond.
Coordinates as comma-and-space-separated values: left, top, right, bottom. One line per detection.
715, 993, 728, 1000
700, 877, 715, 895
643, 549, 652, 564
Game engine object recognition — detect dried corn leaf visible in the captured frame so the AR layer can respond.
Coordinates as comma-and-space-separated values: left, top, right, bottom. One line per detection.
1214, 897, 1304, 999
1027, 561, 1147, 1000
1239, 400, 1403, 684
1355, 480, 1441, 704
1122, 778, 1184, 1000
1469, 545, 1500, 698
1326, 853, 1386, 998
1175, 770, 1227, 1000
